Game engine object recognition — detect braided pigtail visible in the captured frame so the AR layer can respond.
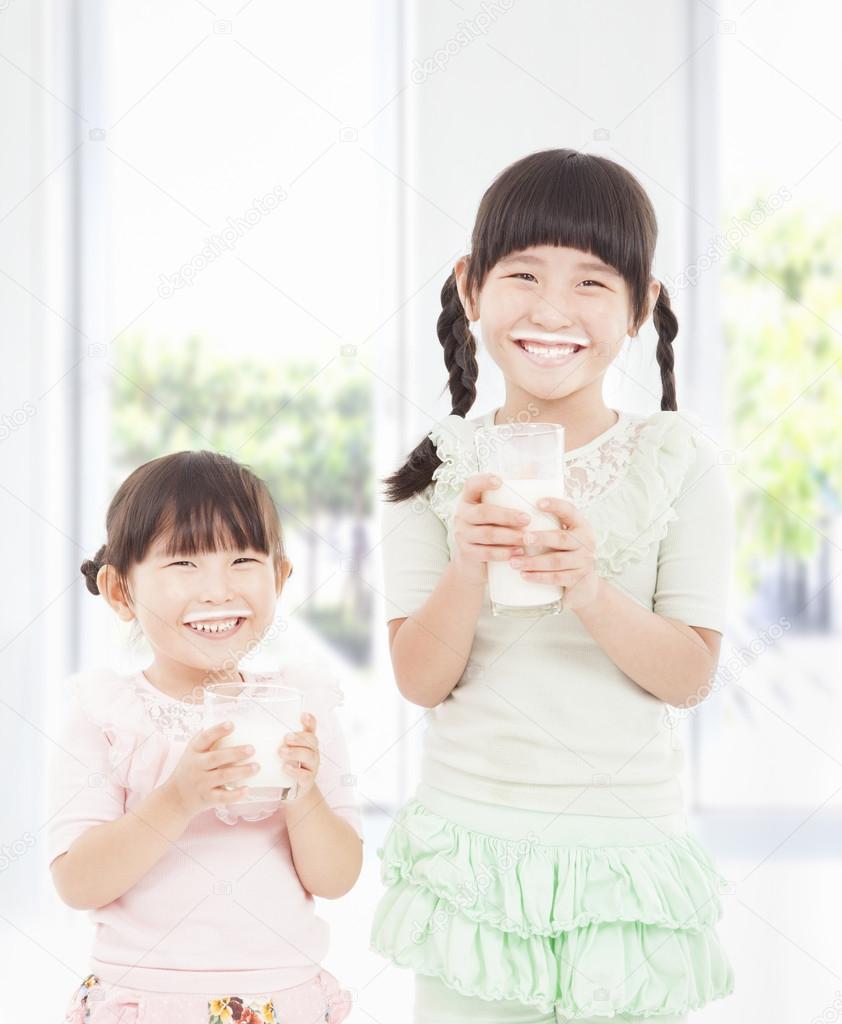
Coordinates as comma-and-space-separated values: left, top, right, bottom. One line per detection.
382, 270, 480, 502
652, 280, 678, 411
437, 271, 478, 418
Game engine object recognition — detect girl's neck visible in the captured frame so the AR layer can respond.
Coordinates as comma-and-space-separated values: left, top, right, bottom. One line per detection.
495, 387, 618, 454
143, 655, 243, 701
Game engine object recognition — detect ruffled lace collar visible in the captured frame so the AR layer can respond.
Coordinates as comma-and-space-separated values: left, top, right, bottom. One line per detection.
131, 669, 207, 742
425, 406, 708, 581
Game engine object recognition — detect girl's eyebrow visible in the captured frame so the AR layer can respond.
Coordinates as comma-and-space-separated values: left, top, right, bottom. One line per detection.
152, 543, 191, 558
153, 546, 258, 558
576, 259, 618, 275
499, 252, 544, 265
499, 252, 618, 274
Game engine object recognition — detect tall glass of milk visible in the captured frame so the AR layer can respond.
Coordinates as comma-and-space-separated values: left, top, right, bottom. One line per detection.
474, 421, 566, 617
203, 677, 304, 804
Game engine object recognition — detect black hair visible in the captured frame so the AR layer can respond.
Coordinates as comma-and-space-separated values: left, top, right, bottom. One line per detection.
382, 148, 678, 502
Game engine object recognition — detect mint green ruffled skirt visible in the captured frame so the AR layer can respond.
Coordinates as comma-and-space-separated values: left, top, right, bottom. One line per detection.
370, 783, 735, 1021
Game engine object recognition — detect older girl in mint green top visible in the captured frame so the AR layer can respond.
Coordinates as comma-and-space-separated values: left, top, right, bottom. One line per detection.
369, 150, 735, 1023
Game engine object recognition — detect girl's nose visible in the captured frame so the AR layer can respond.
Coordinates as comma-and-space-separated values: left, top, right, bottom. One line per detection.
528, 293, 572, 329
198, 573, 235, 603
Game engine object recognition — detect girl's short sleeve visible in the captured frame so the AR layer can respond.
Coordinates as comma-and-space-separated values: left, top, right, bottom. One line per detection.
313, 713, 364, 842
652, 434, 735, 633
380, 493, 451, 623
46, 677, 126, 868
287, 663, 364, 841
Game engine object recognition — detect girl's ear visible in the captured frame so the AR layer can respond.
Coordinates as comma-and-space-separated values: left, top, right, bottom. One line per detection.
454, 256, 478, 321
276, 558, 293, 594
630, 278, 661, 337
97, 564, 135, 622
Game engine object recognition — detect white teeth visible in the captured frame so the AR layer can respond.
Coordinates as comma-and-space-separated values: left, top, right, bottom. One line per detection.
520, 342, 579, 358
188, 618, 239, 634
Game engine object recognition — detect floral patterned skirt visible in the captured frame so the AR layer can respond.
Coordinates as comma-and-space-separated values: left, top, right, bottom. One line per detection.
62, 968, 352, 1023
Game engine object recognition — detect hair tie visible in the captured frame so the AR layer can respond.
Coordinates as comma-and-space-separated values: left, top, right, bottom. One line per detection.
80, 544, 107, 596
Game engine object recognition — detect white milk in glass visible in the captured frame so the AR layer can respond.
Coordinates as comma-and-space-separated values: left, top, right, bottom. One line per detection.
475, 419, 566, 617
203, 680, 303, 802
483, 478, 566, 615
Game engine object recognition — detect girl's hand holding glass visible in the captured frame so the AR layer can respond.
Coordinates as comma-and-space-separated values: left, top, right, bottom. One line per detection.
163, 721, 260, 820
508, 496, 601, 612
451, 472, 531, 586
278, 711, 319, 800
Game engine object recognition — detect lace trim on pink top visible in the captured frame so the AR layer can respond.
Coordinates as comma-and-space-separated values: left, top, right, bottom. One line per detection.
67, 663, 346, 825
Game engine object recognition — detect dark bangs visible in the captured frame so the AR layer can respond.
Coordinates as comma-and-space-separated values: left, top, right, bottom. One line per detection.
465, 149, 657, 328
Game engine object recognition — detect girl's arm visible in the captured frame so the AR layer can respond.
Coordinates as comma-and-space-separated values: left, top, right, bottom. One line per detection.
519, 437, 732, 709
50, 721, 256, 910
574, 435, 732, 707
284, 784, 363, 899
574, 576, 720, 707
50, 783, 190, 910
387, 472, 529, 708
388, 560, 486, 708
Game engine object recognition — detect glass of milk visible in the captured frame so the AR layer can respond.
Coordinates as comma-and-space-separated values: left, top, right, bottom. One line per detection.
203, 676, 304, 804
474, 421, 566, 617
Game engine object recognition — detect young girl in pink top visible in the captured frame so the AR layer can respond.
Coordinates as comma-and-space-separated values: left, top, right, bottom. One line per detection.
49, 450, 363, 1024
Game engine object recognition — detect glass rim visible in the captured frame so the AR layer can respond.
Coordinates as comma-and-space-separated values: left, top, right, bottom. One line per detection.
475, 421, 565, 438
204, 682, 303, 701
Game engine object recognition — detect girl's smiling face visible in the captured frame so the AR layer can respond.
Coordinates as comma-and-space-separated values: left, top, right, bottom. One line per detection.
99, 532, 290, 688
456, 244, 659, 405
